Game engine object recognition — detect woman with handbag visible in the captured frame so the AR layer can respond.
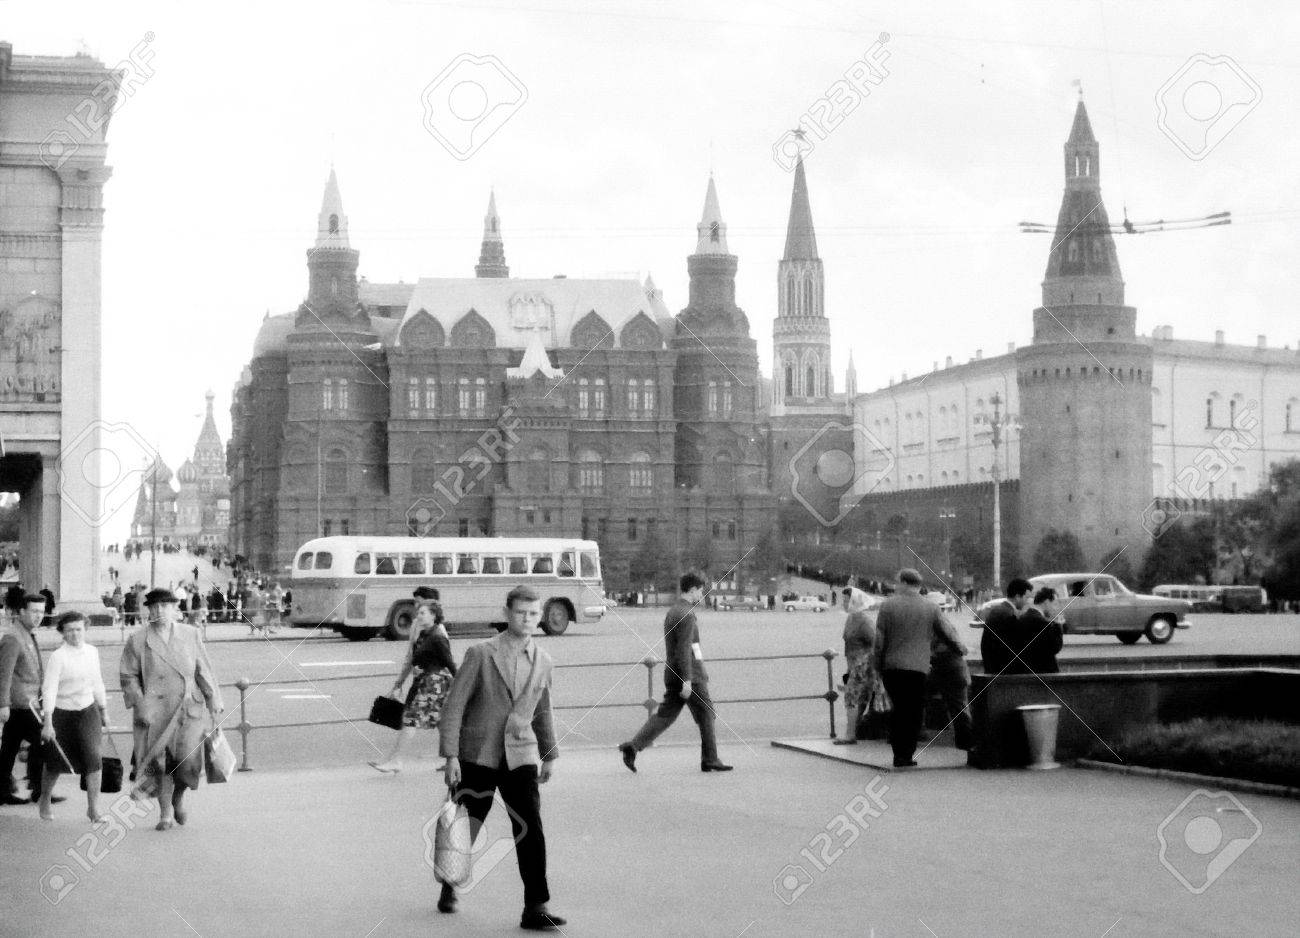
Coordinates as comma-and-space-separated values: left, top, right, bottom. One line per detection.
38, 611, 109, 822
834, 588, 890, 745
369, 600, 456, 774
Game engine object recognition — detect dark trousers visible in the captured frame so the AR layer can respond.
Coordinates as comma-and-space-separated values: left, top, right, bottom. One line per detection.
0, 707, 44, 797
928, 658, 973, 750
882, 669, 928, 764
628, 681, 718, 762
455, 760, 549, 908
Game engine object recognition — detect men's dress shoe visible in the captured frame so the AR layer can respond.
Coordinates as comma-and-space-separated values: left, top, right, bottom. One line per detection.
1, 795, 30, 806
618, 744, 637, 773
701, 761, 733, 772
520, 907, 566, 931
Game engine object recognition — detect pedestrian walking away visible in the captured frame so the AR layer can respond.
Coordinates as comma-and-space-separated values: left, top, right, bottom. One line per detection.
834, 588, 890, 745
37, 611, 109, 822
619, 572, 734, 773
119, 588, 224, 831
926, 606, 973, 751
369, 600, 457, 774
873, 569, 965, 768
437, 585, 565, 931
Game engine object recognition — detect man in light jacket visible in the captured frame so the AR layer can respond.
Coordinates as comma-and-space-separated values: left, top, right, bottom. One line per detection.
874, 569, 965, 768
439, 585, 564, 932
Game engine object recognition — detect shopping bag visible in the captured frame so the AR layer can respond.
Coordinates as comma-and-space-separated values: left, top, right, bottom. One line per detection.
432, 794, 473, 887
83, 732, 124, 793
368, 694, 405, 730
204, 728, 237, 783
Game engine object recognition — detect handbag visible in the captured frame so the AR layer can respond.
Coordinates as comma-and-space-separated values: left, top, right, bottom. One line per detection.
368, 693, 405, 730
204, 728, 238, 783
82, 732, 124, 794
431, 792, 473, 887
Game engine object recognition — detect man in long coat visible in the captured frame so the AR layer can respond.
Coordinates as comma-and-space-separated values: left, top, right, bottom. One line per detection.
119, 588, 223, 830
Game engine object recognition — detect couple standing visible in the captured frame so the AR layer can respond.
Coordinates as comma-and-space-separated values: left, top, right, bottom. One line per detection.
980, 578, 1064, 676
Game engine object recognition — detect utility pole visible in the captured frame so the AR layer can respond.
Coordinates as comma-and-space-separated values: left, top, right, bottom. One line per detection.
983, 391, 1016, 588
149, 453, 159, 589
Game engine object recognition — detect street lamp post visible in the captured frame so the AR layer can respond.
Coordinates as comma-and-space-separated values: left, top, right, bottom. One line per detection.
939, 506, 956, 588
979, 392, 1017, 589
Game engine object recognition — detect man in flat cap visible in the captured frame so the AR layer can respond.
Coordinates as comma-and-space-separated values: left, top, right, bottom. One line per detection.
120, 588, 224, 830
873, 569, 965, 768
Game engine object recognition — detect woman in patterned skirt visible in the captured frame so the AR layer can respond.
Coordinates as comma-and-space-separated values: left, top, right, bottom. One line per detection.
834, 588, 890, 744
369, 601, 457, 773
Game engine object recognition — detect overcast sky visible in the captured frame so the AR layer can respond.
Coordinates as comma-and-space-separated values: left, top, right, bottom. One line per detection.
5, 1, 1299, 543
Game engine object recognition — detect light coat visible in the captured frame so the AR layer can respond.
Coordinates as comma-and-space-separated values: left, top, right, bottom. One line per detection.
439, 634, 557, 770
119, 623, 223, 789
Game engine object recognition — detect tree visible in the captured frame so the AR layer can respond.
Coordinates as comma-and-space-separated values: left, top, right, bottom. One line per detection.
1032, 528, 1084, 573
746, 528, 783, 591
628, 525, 677, 592
1263, 500, 1300, 601
1139, 517, 1218, 591
1099, 546, 1136, 587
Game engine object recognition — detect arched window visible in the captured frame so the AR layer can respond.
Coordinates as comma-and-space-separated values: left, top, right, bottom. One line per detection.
458, 377, 471, 416
328, 213, 339, 234
526, 448, 550, 492
407, 378, 419, 414
630, 452, 653, 492
1067, 240, 1079, 263
786, 278, 795, 314
337, 378, 349, 411
577, 450, 603, 494
707, 380, 718, 414
627, 378, 639, 414
424, 377, 437, 412
710, 221, 720, 243
712, 453, 736, 495
577, 378, 590, 417
322, 378, 334, 411
474, 377, 486, 416
721, 381, 733, 415
324, 448, 348, 495
784, 363, 795, 401
1206, 396, 1215, 428
806, 366, 816, 398
591, 378, 606, 417
642, 378, 656, 415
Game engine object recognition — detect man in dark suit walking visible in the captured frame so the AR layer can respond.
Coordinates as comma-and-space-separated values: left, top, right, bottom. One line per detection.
439, 585, 565, 931
874, 569, 966, 768
619, 572, 733, 774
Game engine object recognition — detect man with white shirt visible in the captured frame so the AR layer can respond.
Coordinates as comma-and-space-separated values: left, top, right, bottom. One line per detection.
439, 585, 564, 931
619, 572, 733, 774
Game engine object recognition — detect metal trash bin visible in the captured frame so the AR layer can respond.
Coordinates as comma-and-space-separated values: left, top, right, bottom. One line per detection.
1017, 703, 1061, 770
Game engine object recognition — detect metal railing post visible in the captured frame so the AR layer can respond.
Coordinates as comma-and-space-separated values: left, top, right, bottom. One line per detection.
235, 677, 253, 772
822, 649, 839, 739
642, 656, 658, 719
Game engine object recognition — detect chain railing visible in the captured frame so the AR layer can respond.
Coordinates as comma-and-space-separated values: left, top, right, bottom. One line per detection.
99, 650, 844, 772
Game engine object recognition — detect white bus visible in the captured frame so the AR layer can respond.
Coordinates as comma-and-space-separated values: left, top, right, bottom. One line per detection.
289, 536, 606, 641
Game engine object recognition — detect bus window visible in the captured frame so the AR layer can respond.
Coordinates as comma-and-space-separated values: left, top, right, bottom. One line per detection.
430, 554, 453, 575
456, 554, 478, 574
314, 552, 333, 569
375, 554, 398, 575
481, 556, 504, 575
354, 553, 371, 575
531, 555, 554, 574
580, 551, 599, 578
402, 553, 426, 575
297, 552, 314, 570
559, 551, 576, 577
507, 555, 528, 574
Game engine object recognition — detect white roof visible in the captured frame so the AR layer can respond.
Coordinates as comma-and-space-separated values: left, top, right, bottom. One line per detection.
397, 277, 673, 349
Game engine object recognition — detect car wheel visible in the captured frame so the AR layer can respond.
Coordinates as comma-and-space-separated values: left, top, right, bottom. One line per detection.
1116, 633, 1141, 645
1144, 616, 1174, 644
541, 601, 571, 636
785, 605, 795, 612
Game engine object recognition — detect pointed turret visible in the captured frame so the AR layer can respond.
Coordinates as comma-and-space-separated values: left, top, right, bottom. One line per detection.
694, 175, 730, 255
315, 167, 350, 250
1042, 97, 1123, 308
845, 351, 857, 398
475, 189, 509, 278
782, 157, 819, 261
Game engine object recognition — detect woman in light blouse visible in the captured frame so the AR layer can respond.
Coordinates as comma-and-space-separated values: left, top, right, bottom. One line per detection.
39, 611, 108, 821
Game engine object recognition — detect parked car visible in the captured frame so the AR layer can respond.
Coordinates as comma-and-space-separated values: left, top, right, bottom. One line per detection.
784, 595, 829, 613
969, 573, 1191, 644
717, 595, 767, 611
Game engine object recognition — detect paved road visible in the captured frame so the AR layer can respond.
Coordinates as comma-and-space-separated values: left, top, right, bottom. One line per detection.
47, 608, 1299, 771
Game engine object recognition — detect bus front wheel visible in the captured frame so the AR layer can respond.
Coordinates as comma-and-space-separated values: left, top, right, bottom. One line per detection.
541, 600, 572, 636
385, 603, 415, 642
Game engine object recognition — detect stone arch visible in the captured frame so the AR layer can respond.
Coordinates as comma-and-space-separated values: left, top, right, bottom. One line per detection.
570, 310, 615, 350
449, 308, 496, 347
619, 311, 662, 349
400, 309, 445, 349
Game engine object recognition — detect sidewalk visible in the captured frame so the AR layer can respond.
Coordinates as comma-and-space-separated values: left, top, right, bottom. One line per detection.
2, 745, 1295, 937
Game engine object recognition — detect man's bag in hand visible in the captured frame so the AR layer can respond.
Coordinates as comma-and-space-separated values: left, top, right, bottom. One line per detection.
368, 694, 405, 730
431, 794, 473, 887
204, 728, 237, 783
